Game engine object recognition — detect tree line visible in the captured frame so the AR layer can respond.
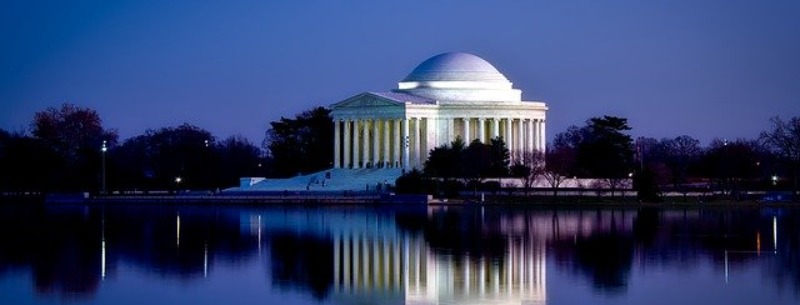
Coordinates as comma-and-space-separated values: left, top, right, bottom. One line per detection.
0, 104, 268, 192
1, 103, 798, 200
401, 115, 800, 201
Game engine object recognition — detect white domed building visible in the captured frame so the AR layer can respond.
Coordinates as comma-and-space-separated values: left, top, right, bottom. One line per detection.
330, 52, 548, 170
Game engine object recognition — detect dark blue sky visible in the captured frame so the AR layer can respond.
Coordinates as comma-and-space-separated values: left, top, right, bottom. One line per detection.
2, 0, 799, 145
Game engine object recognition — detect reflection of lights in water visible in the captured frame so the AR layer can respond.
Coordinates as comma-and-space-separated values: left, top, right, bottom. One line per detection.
176, 213, 180, 248
724, 250, 729, 284
101, 240, 106, 279
101, 211, 106, 280
773, 216, 777, 253
756, 232, 761, 254
203, 243, 208, 278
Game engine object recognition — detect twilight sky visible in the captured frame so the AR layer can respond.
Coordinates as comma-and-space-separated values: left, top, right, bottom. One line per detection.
1, 0, 799, 146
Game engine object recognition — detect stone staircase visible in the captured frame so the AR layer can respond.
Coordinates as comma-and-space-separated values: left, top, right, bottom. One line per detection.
236, 168, 404, 192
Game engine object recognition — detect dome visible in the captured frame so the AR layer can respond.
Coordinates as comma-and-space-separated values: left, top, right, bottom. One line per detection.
402, 52, 509, 82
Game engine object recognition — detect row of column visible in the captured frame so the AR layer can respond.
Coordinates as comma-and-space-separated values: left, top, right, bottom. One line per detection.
334, 118, 423, 170
458, 117, 545, 156
333, 117, 545, 170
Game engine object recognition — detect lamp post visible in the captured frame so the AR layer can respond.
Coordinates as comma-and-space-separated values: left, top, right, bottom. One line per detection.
101, 140, 107, 194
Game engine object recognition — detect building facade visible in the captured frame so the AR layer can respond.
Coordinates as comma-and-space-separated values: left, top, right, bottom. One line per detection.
330, 52, 548, 171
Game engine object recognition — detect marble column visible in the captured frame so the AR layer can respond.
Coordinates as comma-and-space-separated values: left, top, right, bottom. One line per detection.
414, 118, 421, 169
505, 118, 513, 163
528, 119, 535, 153
363, 120, 370, 168
478, 118, 486, 143
383, 120, 390, 167
492, 118, 500, 140
334, 120, 341, 168
516, 119, 525, 157
447, 118, 455, 144
539, 120, 546, 152
402, 118, 410, 171
372, 119, 380, 168
353, 120, 360, 169
344, 120, 351, 169
463, 118, 471, 142
393, 119, 401, 168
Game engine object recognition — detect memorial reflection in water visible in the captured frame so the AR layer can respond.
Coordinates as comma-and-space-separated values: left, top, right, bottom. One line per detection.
328, 218, 546, 305
256, 206, 547, 305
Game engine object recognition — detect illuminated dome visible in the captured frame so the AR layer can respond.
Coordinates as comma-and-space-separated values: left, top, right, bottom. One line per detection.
402, 52, 509, 82
396, 52, 521, 103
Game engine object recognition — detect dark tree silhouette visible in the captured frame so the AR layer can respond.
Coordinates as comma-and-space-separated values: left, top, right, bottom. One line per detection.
16, 103, 119, 191
698, 139, 762, 198
110, 124, 264, 190
0, 130, 61, 192
760, 116, 800, 199
265, 107, 333, 177
554, 116, 635, 197
541, 146, 575, 198
424, 137, 465, 179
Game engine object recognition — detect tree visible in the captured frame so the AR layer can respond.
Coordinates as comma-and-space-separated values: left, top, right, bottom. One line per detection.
511, 150, 544, 195
109, 125, 266, 191
29, 103, 118, 191
216, 135, 266, 188
699, 139, 762, 198
394, 169, 432, 194
542, 146, 575, 198
486, 137, 511, 177
0, 129, 61, 192
664, 135, 702, 190
424, 137, 465, 179
111, 124, 216, 190
760, 116, 800, 199
555, 116, 635, 197
31, 103, 118, 161
462, 139, 491, 191
266, 107, 333, 177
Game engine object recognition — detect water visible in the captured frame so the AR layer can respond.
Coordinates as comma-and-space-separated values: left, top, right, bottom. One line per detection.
0, 204, 798, 305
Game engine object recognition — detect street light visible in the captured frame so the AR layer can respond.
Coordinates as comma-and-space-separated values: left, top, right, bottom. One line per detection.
772, 175, 778, 186
101, 140, 107, 194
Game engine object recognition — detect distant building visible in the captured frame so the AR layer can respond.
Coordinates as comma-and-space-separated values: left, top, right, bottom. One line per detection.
330, 52, 548, 171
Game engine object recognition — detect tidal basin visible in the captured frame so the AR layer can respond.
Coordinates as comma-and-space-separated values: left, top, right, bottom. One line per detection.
1, 204, 798, 305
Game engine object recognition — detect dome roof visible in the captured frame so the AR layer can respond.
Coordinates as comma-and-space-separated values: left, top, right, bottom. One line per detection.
402, 52, 509, 82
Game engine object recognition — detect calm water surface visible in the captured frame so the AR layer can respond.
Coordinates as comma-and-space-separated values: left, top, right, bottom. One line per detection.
0, 204, 798, 305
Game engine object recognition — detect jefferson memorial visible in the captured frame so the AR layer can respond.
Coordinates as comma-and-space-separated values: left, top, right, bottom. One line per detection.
330, 52, 548, 171
236, 52, 547, 191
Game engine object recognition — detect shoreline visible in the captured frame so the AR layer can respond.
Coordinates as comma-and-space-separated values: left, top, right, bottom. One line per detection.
1, 193, 796, 207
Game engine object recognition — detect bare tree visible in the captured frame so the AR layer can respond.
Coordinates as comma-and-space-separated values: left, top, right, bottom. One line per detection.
760, 116, 800, 199
510, 150, 545, 195
542, 147, 574, 198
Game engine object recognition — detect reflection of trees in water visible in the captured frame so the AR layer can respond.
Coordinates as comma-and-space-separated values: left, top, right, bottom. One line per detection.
269, 232, 333, 300
548, 209, 635, 294
0, 205, 259, 299
573, 233, 633, 293
420, 207, 507, 260
0, 205, 102, 300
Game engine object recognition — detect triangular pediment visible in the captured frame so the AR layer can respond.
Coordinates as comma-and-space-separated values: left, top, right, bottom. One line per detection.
330, 92, 405, 109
